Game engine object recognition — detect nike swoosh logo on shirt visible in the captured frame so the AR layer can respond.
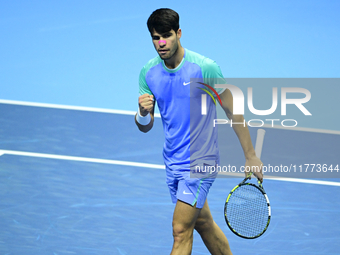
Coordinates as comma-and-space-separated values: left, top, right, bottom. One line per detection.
183, 81, 192, 86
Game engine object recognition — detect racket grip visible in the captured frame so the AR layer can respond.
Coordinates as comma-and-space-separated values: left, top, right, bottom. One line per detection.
255, 129, 266, 160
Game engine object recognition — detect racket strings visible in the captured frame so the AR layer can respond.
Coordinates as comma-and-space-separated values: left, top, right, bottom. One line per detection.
225, 185, 269, 238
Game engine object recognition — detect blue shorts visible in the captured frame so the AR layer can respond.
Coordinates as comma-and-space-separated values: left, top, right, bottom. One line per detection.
166, 165, 217, 209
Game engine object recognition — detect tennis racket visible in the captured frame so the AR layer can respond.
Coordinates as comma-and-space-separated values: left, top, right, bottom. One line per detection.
224, 129, 271, 239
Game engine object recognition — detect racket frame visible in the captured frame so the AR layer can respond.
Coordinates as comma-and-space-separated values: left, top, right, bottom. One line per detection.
224, 177, 271, 239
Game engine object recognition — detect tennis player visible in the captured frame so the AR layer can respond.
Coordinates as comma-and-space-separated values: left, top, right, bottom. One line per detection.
135, 8, 263, 255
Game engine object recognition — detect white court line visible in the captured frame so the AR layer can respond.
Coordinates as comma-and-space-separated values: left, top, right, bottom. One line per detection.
0, 99, 163, 117
218, 172, 340, 186
260, 123, 340, 135
0, 149, 339, 187
1, 99, 340, 134
0, 149, 165, 169
266, 177, 340, 186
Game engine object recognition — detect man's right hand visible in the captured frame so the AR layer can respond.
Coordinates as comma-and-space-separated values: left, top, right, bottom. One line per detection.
139, 94, 154, 116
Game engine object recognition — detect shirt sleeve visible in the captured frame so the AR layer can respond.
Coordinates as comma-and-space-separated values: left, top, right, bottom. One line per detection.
139, 66, 153, 96
201, 58, 227, 95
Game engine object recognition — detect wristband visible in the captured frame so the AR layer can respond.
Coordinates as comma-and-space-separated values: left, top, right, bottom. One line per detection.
136, 108, 151, 125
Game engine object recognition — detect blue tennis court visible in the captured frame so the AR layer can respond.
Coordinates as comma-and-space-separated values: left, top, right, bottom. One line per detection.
1, 102, 339, 255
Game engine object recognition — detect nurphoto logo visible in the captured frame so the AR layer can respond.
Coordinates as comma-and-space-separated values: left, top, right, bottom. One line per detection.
200, 83, 312, 128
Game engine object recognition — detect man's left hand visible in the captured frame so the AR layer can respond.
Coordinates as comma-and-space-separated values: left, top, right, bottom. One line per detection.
244, 156, 263, 183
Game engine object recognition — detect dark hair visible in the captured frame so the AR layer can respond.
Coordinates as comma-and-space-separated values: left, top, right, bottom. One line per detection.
147, 8, 180, 35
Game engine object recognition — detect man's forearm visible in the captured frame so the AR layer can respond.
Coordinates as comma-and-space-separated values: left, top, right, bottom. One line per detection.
231, 115, 256, 160
135, 114, 154, 133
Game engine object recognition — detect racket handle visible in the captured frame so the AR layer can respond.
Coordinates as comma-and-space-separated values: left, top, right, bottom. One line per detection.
255, 129, 266, 160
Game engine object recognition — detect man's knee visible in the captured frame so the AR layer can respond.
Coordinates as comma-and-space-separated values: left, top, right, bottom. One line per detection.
172, 221, 194, 242
194, 216, 214, 234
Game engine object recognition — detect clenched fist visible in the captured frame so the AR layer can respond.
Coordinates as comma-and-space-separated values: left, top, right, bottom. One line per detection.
139, 94, 154, 116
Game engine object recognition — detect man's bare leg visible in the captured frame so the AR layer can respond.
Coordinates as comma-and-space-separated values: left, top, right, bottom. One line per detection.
194, 200, 233, 255
170, 200, 201, 255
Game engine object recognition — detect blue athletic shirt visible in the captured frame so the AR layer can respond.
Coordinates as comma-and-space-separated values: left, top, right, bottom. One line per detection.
139, 49, 226, 171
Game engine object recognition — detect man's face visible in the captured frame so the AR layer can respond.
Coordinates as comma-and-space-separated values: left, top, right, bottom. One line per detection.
151, 29, 181, 60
